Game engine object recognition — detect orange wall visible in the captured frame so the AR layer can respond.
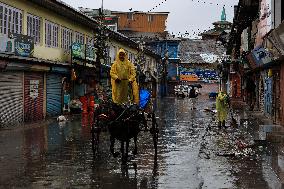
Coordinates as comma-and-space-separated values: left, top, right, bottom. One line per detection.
114, 13, 168, 33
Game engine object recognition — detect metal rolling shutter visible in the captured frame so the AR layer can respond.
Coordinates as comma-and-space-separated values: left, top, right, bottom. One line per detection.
0, 72, 23, 125
46, 74, 62, 116
24, 73, 44, 122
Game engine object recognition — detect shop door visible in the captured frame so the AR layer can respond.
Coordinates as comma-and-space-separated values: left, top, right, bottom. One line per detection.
46, 74, 62, 117
0, 72, 23, 125
264, 77, 273, 116
24, 73, 44, 122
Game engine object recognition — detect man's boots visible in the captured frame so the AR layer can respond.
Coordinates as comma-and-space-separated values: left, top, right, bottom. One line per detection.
222, 121, 226, 128
218, 121, 222, 129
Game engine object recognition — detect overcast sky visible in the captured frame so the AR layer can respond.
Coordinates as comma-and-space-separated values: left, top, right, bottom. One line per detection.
61, 0, 238, 38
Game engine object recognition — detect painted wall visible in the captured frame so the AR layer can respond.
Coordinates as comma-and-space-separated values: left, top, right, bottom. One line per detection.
149, 41, 179, 59
1, 0, 94, 63
114, 12, 168, 33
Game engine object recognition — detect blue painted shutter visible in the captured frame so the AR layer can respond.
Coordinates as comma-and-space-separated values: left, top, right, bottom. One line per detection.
46, 74, 62, 116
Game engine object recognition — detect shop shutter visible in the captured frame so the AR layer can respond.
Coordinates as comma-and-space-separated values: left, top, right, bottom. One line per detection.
24, 73, 44, 122
46, 74, 62, 116
0, 72, 23, 125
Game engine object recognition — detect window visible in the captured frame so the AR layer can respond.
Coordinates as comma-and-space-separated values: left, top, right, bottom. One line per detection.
45, 20, 59, 48
61, 26, 73, 50
0, 3, 22, 35
27, 13, 41, 44
127, 12, 133, 20
147, 15, 154, 22
75, 31, 85, 44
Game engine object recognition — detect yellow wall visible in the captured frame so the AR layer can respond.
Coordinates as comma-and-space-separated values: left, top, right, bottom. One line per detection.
1, 0, 94, 63
1, 0, 159, 65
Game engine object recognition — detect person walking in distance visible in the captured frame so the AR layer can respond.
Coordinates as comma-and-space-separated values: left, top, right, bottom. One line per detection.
189, 87, 198, 110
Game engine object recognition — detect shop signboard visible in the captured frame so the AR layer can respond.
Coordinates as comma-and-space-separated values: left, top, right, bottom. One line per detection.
251, 46, 273, 66
12, 33, 34, 57
30, 80, 39, 99
86, 44, 96, 61
0, 34, 14, 53
72, 42, 85, 60
241, 28, 249, 52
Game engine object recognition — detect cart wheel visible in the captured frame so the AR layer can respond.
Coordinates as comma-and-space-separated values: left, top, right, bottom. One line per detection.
91, 120, 101, 155
150, 113, 159, 155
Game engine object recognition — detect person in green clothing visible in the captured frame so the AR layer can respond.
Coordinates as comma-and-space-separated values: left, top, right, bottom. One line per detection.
216, 91, 230, 129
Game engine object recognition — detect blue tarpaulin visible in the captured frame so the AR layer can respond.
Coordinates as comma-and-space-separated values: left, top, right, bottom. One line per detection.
139, 89, 151, 109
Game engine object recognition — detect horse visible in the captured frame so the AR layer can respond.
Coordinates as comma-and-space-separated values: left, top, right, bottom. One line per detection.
92, 89, 157, 163
108, 104, 147, 162
92, 102, 147, 162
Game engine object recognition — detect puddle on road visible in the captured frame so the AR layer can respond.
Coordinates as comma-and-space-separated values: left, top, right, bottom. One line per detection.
0, 97, 281, 188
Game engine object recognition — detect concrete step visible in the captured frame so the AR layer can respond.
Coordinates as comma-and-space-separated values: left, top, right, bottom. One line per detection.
257, 125, 284, 141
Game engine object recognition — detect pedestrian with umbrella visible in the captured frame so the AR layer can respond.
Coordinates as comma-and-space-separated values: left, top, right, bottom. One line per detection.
189, 84, 201, 110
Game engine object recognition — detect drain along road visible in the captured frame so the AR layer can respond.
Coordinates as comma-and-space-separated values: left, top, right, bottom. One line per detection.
0, 95, 280, 188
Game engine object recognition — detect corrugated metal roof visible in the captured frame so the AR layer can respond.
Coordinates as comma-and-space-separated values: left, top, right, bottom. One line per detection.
179, 38, 226, 64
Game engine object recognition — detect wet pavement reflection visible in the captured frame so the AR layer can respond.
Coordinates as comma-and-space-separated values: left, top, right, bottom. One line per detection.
0, 96, 281, 188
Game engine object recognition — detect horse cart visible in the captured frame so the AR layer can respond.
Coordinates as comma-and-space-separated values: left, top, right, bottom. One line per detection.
91, 89, 159, 163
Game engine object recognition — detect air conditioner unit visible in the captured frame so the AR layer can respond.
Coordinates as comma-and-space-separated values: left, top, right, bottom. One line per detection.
0, 34, 14, 53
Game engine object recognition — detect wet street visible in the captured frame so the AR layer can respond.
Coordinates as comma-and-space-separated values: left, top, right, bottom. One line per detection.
0, 96, 282, 188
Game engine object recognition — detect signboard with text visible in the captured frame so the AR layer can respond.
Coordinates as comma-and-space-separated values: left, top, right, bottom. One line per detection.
30, 80, 39, 99
0, 34, 14, 53
252, 46, 272, 65
86, 44, 96, 61
11, 33, 34, 57
72, 42, 85, 60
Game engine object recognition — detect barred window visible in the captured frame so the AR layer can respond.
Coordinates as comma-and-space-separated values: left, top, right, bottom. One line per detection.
61, 26, 73, 50
0, 2, 22, 34
147, 15, 154, 22
75, 31, 84, 44
127, 12, 133, 20
27, 13, 41, 44
45, 20, 59, 48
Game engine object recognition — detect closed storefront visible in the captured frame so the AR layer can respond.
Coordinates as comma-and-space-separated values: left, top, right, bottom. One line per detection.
46, 74, 62, 117
24, 73, 44, 122
0, 72, 23, 125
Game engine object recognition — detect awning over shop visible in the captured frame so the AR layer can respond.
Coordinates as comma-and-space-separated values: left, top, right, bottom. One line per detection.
267, 22, 284, 58
51, 66, 70, 74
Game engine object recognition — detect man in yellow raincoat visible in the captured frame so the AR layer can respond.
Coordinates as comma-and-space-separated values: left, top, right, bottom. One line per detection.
110, 48, 139, 104
216, 91, 229, 129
